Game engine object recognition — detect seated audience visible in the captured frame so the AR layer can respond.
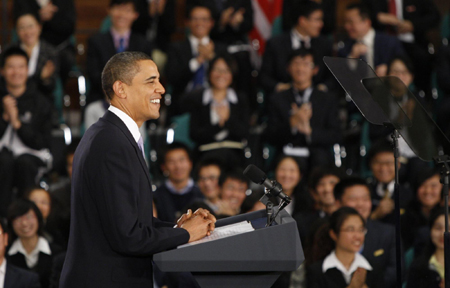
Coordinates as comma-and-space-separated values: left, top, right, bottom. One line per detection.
401, 168, 442, 251
338, 3, 404, 76
218, 168, 249, 217
0, 47, 53, 217
265, 48, 341, 174
186, 54, 249, 167
367, 140, 413, 224
7, 199, 62, 288
13, 0, 75, 84
86, 0, 152, 104
405, 208, 447, 288
307, 207, 382, 288
0, 217, 41, 288
165, 4, 227, 118
12, 12, 58, 100
154, 142, 203, 223
259, 1, 333, 96
333, 177, 397, 288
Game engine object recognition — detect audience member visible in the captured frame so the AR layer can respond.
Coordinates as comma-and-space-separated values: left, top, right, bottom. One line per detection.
13, 0, 76, 84
259, 1, 333, 96
166, 4, 227, 119
266, 48, 341, 174
0, 217, 41, 288
362, 0, 440, 96
11, 12, 58, 101
338, 3, 404, 77
405, 207, 447, 288
218, 168, 249, 217
401, 168, 442, 251
307, 207, 382, 288
86, 0, 152, 104
6, 199, 62, 288
0, 47, 53, 217
436, 44, 450, 138
333, 177, 397, 288
367, 140, 413, 224
186, 54, 249, 167
154, 142, 203, 223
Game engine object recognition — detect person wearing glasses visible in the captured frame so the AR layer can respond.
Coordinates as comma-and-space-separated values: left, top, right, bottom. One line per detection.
307, 207, 382, 288
333, 177, 397, 288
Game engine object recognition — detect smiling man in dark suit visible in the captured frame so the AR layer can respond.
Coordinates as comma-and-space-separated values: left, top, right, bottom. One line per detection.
59, 52, 215, 288
0, 218, 40, 288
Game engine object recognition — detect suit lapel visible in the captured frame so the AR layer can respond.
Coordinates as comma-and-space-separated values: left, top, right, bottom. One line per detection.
106, 32, 118, 57
102, 111, 152, 187
4, 263, 19, 288
373, 33, 381, 67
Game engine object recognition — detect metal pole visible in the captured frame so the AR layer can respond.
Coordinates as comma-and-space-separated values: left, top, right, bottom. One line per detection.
391, 130, 402, 288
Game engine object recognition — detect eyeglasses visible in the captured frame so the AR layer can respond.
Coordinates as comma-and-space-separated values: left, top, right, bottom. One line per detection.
340, 227, 367, 235
198, 175, 219, 182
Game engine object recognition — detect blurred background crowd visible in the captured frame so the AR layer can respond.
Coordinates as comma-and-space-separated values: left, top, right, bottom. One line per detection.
0, 0, 450, 287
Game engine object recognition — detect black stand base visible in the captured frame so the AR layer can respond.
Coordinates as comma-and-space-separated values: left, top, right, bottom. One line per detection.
192, 272, 281, 288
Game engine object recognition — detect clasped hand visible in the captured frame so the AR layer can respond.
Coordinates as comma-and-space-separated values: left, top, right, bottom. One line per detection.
176, 208, 216, 243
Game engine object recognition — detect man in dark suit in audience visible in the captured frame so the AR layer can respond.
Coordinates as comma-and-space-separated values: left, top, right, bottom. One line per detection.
259, 1, 333, 96
362, 0, 440, 96
59, 52, 215, 288
165, 4, 227, 118
338, 3, 404, 77
86, 0, 152, 104
266, 48, 341, 174
334, 177, 397, 288
0, 217, 41, 288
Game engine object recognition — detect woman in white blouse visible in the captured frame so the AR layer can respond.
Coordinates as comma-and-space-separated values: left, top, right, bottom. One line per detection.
307, 207, 383, 288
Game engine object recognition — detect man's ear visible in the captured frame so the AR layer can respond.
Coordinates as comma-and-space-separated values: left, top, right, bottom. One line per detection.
313, 66, 319, 76
112, 81, 126, 99
3, 233, 8, 247
329, 229, 338, 242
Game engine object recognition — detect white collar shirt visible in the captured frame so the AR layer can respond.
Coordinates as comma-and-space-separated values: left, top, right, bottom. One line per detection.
0, 259, 6, 288
21, 42, 40, 76
322, 250, 372, 284
8, 237, 51, 268
108, 105, 141, 143
360, 28, 375, 68
376, 180, 395, 199
291, 29, 311, 49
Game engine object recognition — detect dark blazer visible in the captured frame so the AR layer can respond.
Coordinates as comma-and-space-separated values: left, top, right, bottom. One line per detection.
186, 88, 249, 146
7, 242, 62, 288
165, 39, 228, 113
436, 45, 450, 96
266, 87, 341, 149
362, 219, 397, 288
259, 32, 333, 95
13, 0, 75, 47
337, 31, 404, 68
4, 262, 41, 288
0, 81, 53, 151
307, 258, 383, 288
86, 32, 152, 104
362, 0, 440, 45
405, 254, 441, 288
59, 111, 190, 288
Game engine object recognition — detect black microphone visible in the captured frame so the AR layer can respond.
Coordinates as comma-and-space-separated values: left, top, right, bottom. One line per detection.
243, 164, 291, 203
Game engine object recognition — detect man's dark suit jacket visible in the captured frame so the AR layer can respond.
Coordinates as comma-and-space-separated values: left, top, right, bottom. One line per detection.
337, 31, 404, 68
4, 262, 41, 288
362, 219, 397, 288
59, 111, 190, 288
362, 0, 440, 45
86, 32, 152, 104
306, 258, 384, 288
259, 32, 333, 95
266, 87, 341, 150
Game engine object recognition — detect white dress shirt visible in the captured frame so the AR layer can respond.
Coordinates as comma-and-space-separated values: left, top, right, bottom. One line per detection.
8, 237, 51, 268
291, 29, 312, 49
322, 250, 373, 284
188, 35, 211, 72
360, 28, 375, 68
21, 42, 40, 77
108, 105, 141, 143
0, 259, 6, 288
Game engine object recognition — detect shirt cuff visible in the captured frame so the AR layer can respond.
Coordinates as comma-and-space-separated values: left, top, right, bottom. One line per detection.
189, 58, 201, 72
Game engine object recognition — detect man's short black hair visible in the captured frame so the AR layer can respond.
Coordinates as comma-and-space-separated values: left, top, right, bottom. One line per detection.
109, 0, 137, 10
102, 51, 152, 100
219, 168, 249, 188
194, 157, 224, 180
15, 10, 41, 24
162, 142, 193, 164
287, 48, 317, 67
0, 47, 29, 68
291, 1, 322, 28
346, 3, 371, 20
367, 139, 393, 166
309, 166, 344, 191
186, 4, 212, 19
333, 177, 370, 201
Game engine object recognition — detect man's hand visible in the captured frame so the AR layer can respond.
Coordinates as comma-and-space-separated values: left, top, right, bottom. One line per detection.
41, 60, 56, 80
215, 104, 230, 127
377, 12, 400, 26
398, 20, 414, 34
347, 267, 367, 288
177, 208, 216, 235
39, 2, 58, 22
149, 0, 167, 16
181, 211, 215, 243
371, 197, 395, 220
291, 103, 312, 135
198, 42, 215, 63
2, 96, 21, 130
229, 8, 245, 29
275, 83, 291, 92
350, 42, 368, 59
